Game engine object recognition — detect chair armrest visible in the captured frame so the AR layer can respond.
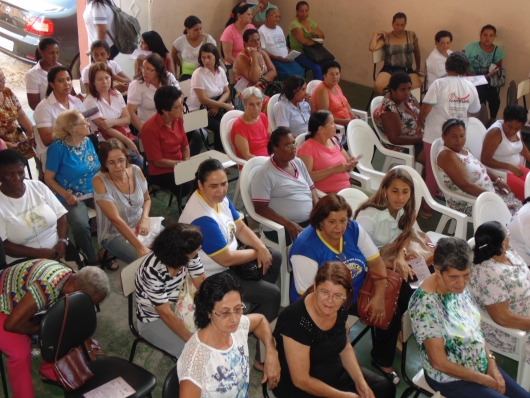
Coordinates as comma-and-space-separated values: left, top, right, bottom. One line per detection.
349, 171, 370, 189
486, 166, 508, 181
422, 194, 468, 238
376, 144, 414, 167
351, 109, 368, 122
478, 308, 528, 339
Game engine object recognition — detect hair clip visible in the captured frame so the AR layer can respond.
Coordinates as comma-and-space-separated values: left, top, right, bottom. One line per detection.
230, 13, 234, 18
479, 243, 488, 249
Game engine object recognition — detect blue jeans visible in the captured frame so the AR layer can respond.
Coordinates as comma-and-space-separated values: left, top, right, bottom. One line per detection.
425, 367, 530, 398
101, 235, 138, 264
295, 53, 323, 80
271, 58, 305, 81
63, 199, 98, 263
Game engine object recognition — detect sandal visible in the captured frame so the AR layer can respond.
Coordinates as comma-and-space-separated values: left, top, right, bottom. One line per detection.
371, 359, 400, 385
97, 249, 119, 271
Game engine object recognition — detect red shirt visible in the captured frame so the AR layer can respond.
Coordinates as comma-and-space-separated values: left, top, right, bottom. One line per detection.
231, 113, 270, 160
141, 113, 188, 176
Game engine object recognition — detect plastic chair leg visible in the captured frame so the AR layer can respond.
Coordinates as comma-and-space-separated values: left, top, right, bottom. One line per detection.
233, 178, 241, 207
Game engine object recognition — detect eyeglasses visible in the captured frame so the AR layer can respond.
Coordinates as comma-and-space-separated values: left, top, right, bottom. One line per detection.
325, 73, 341, 78
317, 289, 346, 302
281, 143, 296, 150
141, 67, 156, 73
212, 304, 246, 320
72, 120, 88, 127
171, 103, 184, 110
106, 158, 127, 166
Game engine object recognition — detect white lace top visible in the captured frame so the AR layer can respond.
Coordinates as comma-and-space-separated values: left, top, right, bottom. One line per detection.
177, 315, 250, 397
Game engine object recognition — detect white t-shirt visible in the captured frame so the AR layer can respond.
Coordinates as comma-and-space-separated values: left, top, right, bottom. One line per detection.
172, 34, 216, 76
487, 120, 523, 169
83, 1, 115, 48
33, 93, 86, 157
177, 315, 250, 397
187, 66, 228, 112
81, 60, 123, 85
507, 203, 530, 267
258, 25, 288, 58
127, 73, 180, 124
0, 180, 68, 264
356, 207, 404, 249
422, 76, 481, 144
24, 61, 50, 102
425, 48, 453, 89
84, 90, 126, 133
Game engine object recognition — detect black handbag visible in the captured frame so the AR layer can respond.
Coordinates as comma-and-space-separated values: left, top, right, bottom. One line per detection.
232, 244, 272, 281
302, 42, 335, 64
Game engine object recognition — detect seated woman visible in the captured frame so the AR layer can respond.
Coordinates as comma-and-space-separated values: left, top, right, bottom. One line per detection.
171, 15, 216, 81
288, 1, 325, 81
141, 85, 193, 201
373, 72, 424, 164
33, 66, 86, 161
481, 105, 530, 201
470, 221, 530, 368
81, 40, 131, 93
297, 110, 358, 194
368, 12, 422, 96
24, 38, 61, 110
258, 7, 305, 81
187, 43, 234, 152
178, 272, 280, 396
93, 139, 151, 264
220, 3, 255, 67
409, 237, 530, 398
179, 158, 282, 369
84, 62, 142, 168
274, 261, 395, 397
44, 110, 115, 269
232, 29, 277, 112
437, 118, 522, 216
0, 67, 35, 160
290, 193, 405, 384
231, 87, 271, 161
135, 223, 205, 359
0, 149, 68, 265
135, 30, 176, 76
425, 30, 453, 89
250, 0, 277, 28
252, 128, 319, 246
463, 24, 505, 126
508, 199, 530, 267
273, 74, 311, 137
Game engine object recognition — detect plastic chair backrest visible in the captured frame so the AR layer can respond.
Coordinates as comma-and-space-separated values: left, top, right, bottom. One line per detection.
267, 94, 281, 131
373, 48, 385, 64
162, 365, 180, 398
240, 156, 269, 220
525, 172, 530, 199
295, 132, 308, 149
507, 80, 517, 106
121, 255, 148, 297
183, 109, 208, 132
39, 292, 97, 362
306, 80, 322, 97
369, 96, 389, 142
430, 138, 447, 191
179, 79, 191, 98
473, 191, 512, 231
517, 79, 530, 100
411, 88, 421, 103
220, 110, 245, 166
346, 120, 378, 171
465, 117, 487, 161
337, 188, 369, 212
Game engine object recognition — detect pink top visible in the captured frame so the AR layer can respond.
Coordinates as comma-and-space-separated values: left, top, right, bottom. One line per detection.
220, 23, 256, 65
313, 82, 350, 120
297, 137, 350, 193
231, 113, 270, 161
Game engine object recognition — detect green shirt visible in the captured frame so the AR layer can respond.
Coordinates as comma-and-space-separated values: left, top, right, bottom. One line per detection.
409, 286, 488, 383
288, 18, 318, 53
251, 2, 277, 23
0, 259, 72, 315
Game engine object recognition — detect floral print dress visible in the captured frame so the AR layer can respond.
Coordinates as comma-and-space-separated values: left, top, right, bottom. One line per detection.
409, 286, 488, 383
468, 248, 530, 364
0, 88, 34, 159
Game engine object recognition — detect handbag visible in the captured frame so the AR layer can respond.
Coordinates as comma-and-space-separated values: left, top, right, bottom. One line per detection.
302, 42, 335, 64
231, 244, 271, 281
488, 46, 506, 88
52, 294, 94, 391
175, 267, 198, 333
379, 230, 435, 266
357, 269, 403, 330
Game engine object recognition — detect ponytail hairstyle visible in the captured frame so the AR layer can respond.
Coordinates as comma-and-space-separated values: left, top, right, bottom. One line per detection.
473, 221, 506, 264
46, 65, 71, 97
193, 158, 225, 192
183, 15, 202, 35
35, 37, 59, 62
141, 31, 169, 59
225, 3, 251, 27
307, 110, 332, 139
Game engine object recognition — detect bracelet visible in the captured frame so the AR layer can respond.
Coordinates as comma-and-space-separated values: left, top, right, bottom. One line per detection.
487, 353, 496, 361
493, 177, 503, 185
58, 238, 69, 245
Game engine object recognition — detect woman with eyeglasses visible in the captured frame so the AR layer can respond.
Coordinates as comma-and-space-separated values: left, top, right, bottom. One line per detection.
93, 139, 151, 264
289, 193, 404, 385
178, 271, 280, 397
252, 128, 318, 246
273, 261, 395, 397
273, 75, 312, 137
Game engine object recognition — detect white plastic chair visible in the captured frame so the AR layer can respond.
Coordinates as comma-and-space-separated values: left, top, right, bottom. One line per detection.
295, 132, 308, 149
267, 94, 281, 131
430, 138, 474, 228
240, 157, 290, 307
346, 119, 413, 192
472, 191, 513, 232
525, 172, 530, 198
337, 187, 369, 212
220, 110, 245, 205
306, 80, 322, 96
179, 79, 191, 99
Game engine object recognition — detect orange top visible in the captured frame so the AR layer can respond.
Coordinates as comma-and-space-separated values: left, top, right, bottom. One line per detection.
313, 82, 350, 119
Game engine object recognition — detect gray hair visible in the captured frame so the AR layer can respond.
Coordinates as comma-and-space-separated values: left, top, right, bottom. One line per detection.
241, 86, 263, 102
433, 237, 472, 273
75, 266, 110, 299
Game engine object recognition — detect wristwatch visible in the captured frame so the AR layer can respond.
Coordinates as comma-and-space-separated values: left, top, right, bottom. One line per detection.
487, 353, 496, 361
58, 238, 69, 245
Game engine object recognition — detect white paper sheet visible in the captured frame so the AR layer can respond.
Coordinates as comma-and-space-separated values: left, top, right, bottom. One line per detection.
83, 377, 135, 398
408, 257, 431, 289
285, 50, 301, 60
129, 49, 152, 60
462, 75, 488, 86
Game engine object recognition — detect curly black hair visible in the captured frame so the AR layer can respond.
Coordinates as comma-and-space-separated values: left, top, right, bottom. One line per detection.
150, 223, 202, 269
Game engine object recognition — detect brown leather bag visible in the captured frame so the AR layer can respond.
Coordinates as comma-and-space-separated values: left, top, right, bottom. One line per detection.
52, 294, 94, 391
357, 270, 403, 330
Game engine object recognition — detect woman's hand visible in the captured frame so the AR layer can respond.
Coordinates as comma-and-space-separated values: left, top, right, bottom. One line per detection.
65, 193, 80, 206
285, 220, 304, 243
247, 46, 260, 57
497, 179, 511, 194
136, 245, 152, 258
126, 140, 141, 157
510, 165, 524, 178
208, 107, 220, 116
355, 379, 375, 398
364, 293, 386, 325
262, 354, 281, 389
486, 362, 506, 394
256, 246, 273, 275
95, 117, 113, 131
52, 241, 67, 260
136, 218, 150, 236
393, 257, 415, 280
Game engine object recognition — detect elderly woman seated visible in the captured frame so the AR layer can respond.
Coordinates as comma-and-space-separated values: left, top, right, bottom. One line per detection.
436, 118, 522, 216
297, 110, 358, 194
425, 30, 453, 89
469, 221, 530, 369
481, 105, 530, 201
373, 72, 424, 164
135, 223, 205, 359
178, 272, 280, 396
273, 261, 395, 397
93, 139, 151, 264
0, 259, 109, 398
313, 61, 357, 127
252, 128, 318, 246
273, 75, 311, 136
231, 87, 271, 161
409, 237, 530, 398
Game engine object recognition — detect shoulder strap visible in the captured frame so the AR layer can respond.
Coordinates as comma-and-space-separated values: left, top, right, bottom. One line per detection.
492, 45, 498, 62
54, 294, 69, 362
